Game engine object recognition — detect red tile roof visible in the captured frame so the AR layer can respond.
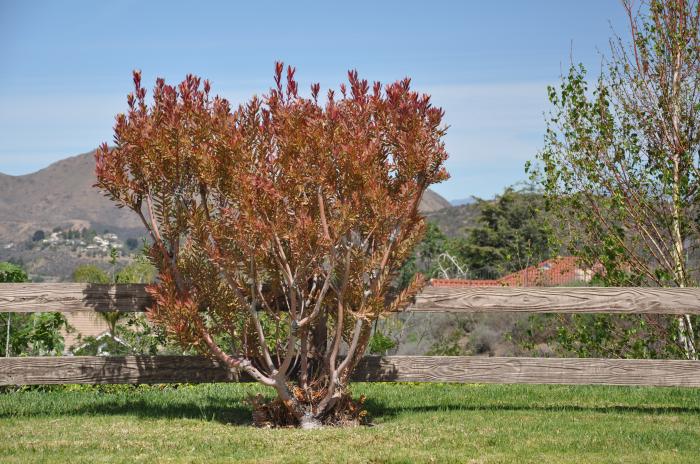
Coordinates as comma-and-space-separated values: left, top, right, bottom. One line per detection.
430, 279, 504, 287
431, 256, 597, 288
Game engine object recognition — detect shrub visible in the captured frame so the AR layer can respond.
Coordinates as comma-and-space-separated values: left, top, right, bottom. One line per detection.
95, 63, 448, 427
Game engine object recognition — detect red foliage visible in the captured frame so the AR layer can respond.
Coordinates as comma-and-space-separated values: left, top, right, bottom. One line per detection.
95, 63, 448, 425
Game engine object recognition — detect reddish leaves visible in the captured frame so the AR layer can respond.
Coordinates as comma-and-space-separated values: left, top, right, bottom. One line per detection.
95, 63, 449, 422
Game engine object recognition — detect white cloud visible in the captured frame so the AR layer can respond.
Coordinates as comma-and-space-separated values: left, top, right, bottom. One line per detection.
418, 82, 552, 199
0, 81, 554, 200
0, 89, 256, 175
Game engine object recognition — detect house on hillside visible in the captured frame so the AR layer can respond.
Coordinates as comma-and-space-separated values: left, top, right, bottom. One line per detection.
431, 256, 600, 287
62, 312, 128, 354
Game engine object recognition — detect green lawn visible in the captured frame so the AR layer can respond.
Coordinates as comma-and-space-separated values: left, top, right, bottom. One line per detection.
1, 382, 699, 463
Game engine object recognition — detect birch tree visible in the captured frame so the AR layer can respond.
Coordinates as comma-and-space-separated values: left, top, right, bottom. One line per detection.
530, 0, 700, 358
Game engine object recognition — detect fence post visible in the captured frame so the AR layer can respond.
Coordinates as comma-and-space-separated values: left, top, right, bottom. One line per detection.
4, 313, 10, 357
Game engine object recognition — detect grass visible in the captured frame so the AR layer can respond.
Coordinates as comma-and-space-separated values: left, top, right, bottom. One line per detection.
1, 382, 699, 463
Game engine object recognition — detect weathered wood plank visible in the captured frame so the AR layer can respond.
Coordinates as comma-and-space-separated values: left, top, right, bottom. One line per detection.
0, 283, 152, 313
2, 356, 699, 387
353, 356, 700, 387
411, 286, 700, 314
0, 356, 244, 385
2, 284, 700, 315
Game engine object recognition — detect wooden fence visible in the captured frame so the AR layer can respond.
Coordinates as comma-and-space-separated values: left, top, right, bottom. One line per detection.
1, 284, 700, 387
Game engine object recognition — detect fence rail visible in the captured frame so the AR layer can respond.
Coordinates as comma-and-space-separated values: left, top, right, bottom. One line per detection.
412, 286, 700, 314
0, 283, 149, 313
3, 355, 700, 387
4, 283, 700, 314
1, 283, 699, 388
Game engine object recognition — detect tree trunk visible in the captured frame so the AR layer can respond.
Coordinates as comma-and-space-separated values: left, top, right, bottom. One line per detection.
670, 43, 697, 360
4, 313, 10, 357
671, 153, 695, 359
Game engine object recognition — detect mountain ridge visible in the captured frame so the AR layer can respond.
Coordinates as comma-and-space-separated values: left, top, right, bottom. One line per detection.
0, 151, 452, 242
0, 151, 144, 242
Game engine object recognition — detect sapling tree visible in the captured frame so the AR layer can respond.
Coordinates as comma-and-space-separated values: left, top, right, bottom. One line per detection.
529, 0, 700, 358
1, 262, 68, 357
95, 63, 448, 427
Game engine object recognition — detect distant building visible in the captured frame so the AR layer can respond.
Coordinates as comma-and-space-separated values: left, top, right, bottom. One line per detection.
62, 312, 111, 352
431, 256, 601, 287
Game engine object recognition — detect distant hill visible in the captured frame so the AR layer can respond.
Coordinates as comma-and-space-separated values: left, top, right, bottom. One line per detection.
0, 151, 452, 243
419, 189, 452, 213
426, 202, 483, 238
449, 197, 476, 207
0, 151, 144, 243
0, 151, 145, 280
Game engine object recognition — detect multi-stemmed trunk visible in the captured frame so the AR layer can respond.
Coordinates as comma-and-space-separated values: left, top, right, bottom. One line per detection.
198, 309, 374, 428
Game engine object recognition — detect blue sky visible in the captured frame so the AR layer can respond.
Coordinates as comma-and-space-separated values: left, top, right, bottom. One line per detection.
0, 0, 628, 200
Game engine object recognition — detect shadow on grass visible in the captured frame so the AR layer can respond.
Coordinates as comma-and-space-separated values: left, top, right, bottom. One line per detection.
63, 399, 254, 425
3, 386, 699, 426
0, 393, 255, 425
362, 398, 700, 420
